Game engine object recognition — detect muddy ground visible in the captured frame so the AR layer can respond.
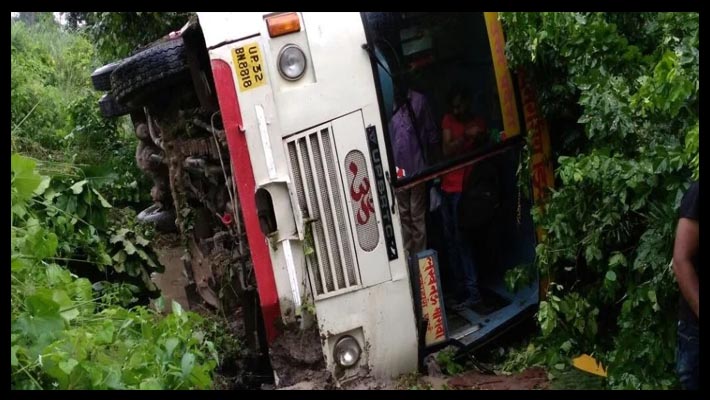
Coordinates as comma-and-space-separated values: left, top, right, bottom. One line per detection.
268, 324, 334, 389
428, 367, 549, 390
152, 236, 271, 389
152, 234, 190, 312
152, 237, 593, 390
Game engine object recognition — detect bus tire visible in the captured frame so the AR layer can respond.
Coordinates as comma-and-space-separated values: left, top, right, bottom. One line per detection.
137, 203, 178, 233
91, 61, 119, 91
110, 37, 193, 109
98, 93, 131, 118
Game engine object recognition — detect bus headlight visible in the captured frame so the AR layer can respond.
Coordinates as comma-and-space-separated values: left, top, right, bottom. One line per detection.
277, 44, 307, 81
334, 336, 361, 368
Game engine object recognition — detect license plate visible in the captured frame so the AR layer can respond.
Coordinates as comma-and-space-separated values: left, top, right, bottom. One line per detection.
231, 42, 266, 92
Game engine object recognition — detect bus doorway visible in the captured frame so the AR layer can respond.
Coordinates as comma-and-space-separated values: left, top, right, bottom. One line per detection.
362, 12, 539, 349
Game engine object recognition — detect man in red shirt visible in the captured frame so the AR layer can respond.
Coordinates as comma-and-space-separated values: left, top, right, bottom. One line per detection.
440, 88, 492, 314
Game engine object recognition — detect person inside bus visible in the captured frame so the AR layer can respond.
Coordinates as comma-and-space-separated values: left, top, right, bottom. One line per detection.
440, 87, 493, 315
388, 76, 440, 258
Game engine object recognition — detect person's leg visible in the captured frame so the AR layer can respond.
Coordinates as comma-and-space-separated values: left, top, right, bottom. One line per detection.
677, 319, 699, 390
410, 183, 427, 255
451, 193, 482, 306
440, 191, 465, 303
396, 188, 413, 258
469, 219, 496, 285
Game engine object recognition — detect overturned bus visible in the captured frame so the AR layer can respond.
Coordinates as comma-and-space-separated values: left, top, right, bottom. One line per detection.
92, 12, 555, 387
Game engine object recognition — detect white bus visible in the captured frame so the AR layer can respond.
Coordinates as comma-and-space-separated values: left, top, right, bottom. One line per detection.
93, 12, 555, 387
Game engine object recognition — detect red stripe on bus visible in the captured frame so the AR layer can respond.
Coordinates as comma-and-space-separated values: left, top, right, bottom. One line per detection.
210, 59, 280, 343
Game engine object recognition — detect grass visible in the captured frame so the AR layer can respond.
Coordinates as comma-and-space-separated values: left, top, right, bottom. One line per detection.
548, 368, 606, 390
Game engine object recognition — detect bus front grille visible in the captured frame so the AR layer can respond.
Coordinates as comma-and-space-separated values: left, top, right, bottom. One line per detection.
286, 127, 360, 296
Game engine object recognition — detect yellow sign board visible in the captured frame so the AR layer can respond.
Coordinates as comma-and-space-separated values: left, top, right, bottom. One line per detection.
417, 250, 448, 347
484, 12, 521, 139
231, 42, 267, 92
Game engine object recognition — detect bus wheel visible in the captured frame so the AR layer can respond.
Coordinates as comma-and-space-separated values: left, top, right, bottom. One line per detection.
91, 61, 119, 91
110, 37, 195, 110
137, 203, 177, 233
98, 93, 132, 118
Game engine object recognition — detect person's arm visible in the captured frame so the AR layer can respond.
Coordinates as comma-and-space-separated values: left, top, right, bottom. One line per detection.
442, 126, 456, 157
442, 115, 466, 157
673, 217, 699, 319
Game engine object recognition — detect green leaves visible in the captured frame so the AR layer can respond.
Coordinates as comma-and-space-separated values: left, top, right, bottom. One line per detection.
504, 263, 535, 293
11, 154, 43, 205
10, 13, 222, 388
608, 252, 627, 268
54, 289, 80, 321
105, 208, 163, 286
26, 290, 61, 316
69, 179, 88, 194
11, 346, 20, 367
631, 50, 696, 119
181, 352, 196, 378
11, 157, 217, 389
13, 286, 218, 389
22, 224, 59, 259
172, 300, 184, 318
92, 188, 112, 208
684, 122, 699, 180
537, 301, 557, 337
501, 12, 696, 389
11, 17, 104, 157
646, 289, 659, 312
165, 337, 180, 357
59, 358, 79, 376
140, 379, 163, 390
435, 347, 465, 376
95, 320, 115, 344
68, 12, 194, 62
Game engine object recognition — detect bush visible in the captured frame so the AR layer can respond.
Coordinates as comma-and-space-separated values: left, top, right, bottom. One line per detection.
11, 18, 150, 207
500, 12, 698, 389
11, 153, 220, 390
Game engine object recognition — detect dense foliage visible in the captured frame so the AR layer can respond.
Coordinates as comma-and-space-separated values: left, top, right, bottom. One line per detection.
11, 154, 227, 389
10, 14, 238, 390
11, 14, 151, 207
499, 12, 699, 389
63, 12, 194, 62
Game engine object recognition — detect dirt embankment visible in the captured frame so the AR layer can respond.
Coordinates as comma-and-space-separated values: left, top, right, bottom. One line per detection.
269, 324, 335, 390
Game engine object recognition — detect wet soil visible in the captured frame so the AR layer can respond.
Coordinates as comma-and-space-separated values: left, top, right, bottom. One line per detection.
446, 367, 549, 390
151, 238, 189, 312
269, 324, 335, 390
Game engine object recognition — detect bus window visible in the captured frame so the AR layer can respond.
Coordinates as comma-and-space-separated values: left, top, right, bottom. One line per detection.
362, 12, 515, 185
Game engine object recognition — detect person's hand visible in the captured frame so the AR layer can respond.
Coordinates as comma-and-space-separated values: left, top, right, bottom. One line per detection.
464, 125, 482, 138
